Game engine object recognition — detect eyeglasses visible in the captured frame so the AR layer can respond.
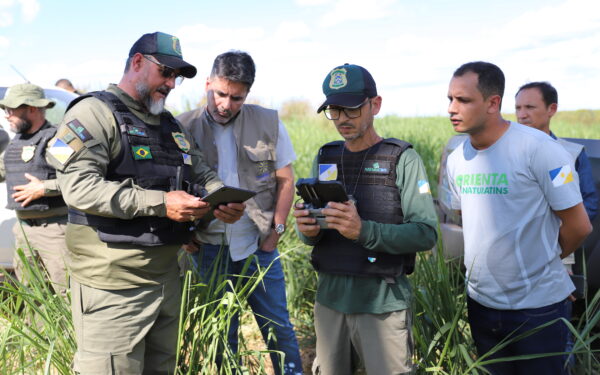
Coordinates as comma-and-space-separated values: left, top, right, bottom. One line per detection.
324, 99, 371, 120
143, 55, 184, 85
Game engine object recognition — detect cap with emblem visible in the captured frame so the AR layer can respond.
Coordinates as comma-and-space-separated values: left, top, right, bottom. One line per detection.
317, 63, 377, 113
0, 83, 56, 110
129, 31, 197, 79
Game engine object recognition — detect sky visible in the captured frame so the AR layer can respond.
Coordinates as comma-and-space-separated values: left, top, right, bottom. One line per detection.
0, 0, 598, 117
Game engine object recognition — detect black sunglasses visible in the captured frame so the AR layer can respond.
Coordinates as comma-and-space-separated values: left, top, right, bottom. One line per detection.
143, 55, 184, 85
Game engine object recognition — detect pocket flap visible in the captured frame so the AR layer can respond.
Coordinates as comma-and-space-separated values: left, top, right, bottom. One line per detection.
244, 143, 275, 161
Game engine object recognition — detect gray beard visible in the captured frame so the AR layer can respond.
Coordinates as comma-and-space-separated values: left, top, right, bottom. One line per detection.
135, 81, 166, 115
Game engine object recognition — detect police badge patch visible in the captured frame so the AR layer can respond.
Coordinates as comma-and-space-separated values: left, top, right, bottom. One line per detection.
21, 145, 35, 162
172, 132, 190, 152
329, 68, 348, 90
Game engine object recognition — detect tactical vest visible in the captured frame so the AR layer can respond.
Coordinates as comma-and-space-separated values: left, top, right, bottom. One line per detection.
178, 105, 279, 245
4, 121, 66, 212
66, 91, 195, 246
312, 138, 415, 278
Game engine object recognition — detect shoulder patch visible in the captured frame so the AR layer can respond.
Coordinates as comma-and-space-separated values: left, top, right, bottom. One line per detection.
47, 137, 75, 164
67, 119, 93, 142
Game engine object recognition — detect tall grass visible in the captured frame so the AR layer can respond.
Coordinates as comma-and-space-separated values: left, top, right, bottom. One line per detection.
0, 249, 75, 374
1, 110, 600, 374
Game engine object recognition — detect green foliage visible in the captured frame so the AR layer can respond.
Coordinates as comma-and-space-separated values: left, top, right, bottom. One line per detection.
1, 110, 600, 374
0, 249, 75, 374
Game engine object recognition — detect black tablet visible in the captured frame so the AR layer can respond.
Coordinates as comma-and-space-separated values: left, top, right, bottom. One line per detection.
203, 185, 257, 208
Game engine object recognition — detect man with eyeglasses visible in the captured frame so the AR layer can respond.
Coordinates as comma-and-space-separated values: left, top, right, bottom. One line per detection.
0, 83, 69, 295
46, 32, 244, 374
293, 64, 438, 374
177, 51, 302, 375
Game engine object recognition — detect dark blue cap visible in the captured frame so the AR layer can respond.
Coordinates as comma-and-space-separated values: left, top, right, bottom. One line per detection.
317, 64, 377, 113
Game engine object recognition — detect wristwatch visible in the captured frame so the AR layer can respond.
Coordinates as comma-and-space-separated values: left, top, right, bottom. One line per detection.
274, 223, 286, 235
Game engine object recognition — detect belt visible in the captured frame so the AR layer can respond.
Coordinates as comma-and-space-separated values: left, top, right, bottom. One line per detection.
19, 215, 67, 227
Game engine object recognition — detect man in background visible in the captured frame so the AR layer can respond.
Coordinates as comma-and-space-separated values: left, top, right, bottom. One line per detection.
0, 83, 68, 294
55, 78, 81, 95
515, 81, 598, 271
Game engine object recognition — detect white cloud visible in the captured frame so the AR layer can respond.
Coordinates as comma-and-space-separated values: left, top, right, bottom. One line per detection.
319, 0, 396, 27
295, 0, 331, 5
18, 0, 39, 23
0, 11, 12, 26
177, 24, 265, 45
274, 21, 311, 41
0, 0, 14, 26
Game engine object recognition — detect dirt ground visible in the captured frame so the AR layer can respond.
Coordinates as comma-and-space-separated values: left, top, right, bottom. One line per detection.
241, 313, 315, 374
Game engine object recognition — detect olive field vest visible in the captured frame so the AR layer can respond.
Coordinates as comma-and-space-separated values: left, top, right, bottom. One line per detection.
4, 121, 66, 212
178, 105, 278, 245
67, 91, 195, 246
312, 138, 415, 278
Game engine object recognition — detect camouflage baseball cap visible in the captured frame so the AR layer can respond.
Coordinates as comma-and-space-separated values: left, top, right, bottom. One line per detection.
0, 83, 56, 110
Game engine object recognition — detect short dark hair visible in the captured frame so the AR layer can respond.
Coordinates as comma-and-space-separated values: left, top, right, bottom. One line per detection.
516, 81, 558, 107
55, 78, 74, 88
453, 61, 505, 105
210, 51, 256, 89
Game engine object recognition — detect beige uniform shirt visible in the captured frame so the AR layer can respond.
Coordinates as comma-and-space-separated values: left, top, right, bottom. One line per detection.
47, 84, 221, 289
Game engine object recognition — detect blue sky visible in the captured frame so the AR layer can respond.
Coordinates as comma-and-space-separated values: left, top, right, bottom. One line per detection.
0, 0, 598, 116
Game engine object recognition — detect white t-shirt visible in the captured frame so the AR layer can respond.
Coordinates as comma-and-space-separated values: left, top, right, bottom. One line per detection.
196, 118, 296, 261
446, 122, 581, 310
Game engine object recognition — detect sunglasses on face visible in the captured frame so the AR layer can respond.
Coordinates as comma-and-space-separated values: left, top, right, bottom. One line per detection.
143, 55, 184, 85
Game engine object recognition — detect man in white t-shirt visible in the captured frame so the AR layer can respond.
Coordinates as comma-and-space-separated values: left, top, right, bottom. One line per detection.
446, 61, 592, 375
177, 51, 302, 375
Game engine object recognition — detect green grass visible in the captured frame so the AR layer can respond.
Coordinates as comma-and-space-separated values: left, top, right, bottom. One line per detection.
1, 109, 600, 374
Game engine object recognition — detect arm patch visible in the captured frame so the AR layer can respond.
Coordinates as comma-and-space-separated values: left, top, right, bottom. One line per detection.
67, 119, 94, 142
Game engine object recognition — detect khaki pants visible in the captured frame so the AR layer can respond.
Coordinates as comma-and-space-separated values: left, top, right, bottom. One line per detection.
13, 219, 69, 294
70, 277, 181, 375
313, 302, 414, 375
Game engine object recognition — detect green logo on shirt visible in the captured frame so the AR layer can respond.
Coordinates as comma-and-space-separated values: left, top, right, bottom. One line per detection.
456, 173, 509, 194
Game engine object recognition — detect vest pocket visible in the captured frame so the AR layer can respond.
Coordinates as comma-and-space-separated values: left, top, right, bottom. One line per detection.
244, 146, 276, 192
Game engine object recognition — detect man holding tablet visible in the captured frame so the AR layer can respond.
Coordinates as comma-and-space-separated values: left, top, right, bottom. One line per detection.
178, 50, 302, 374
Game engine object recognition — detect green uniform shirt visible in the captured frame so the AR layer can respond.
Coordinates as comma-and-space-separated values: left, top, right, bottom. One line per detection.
47, 84, 222, 289
298, 147, 438, 314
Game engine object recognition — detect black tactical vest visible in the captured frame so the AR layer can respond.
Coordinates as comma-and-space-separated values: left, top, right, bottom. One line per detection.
312, 138, 416, 277
66, 91, 195, 246
4, 122, 66, 212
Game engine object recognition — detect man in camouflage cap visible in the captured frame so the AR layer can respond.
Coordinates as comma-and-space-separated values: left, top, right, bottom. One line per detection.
0, 83, 69, 295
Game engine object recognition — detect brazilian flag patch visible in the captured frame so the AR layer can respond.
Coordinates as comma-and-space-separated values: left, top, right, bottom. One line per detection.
132, 145, 152, 160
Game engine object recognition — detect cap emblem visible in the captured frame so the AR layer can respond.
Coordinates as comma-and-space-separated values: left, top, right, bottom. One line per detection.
171, 37, 182, 56
329, 68, 347, 90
